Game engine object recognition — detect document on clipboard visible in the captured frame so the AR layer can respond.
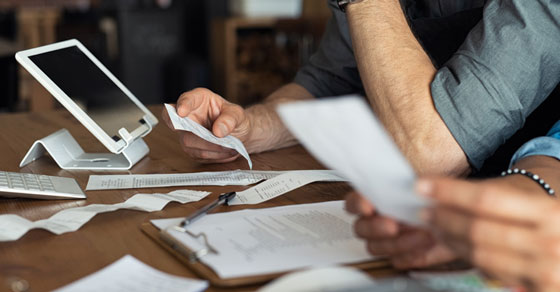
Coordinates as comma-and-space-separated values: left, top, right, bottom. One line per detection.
144, 201, 387, 287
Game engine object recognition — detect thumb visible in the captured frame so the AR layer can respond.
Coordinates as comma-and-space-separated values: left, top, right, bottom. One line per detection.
212, 103, 245, 138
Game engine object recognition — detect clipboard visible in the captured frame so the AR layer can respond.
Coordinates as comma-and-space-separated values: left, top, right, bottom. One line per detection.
141, 222, 392, 288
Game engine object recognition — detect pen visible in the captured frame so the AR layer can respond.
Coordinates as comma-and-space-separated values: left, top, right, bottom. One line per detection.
178, 192, 236, 227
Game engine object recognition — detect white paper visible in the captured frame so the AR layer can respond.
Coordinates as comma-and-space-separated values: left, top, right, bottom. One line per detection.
54, 255, 208, 292
165, 103, 252, 169
86, 169, 286, 190
0, 189, 210, 242
277, 96, 430, 225
258, 266, 377, 292
229, 170, 346, 205
151, 201, 376, 279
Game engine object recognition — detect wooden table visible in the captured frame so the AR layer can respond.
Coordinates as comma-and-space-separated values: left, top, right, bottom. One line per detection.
0, 106, 395, 291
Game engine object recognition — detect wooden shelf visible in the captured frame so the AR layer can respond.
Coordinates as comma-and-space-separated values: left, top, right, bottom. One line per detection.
210, 17, 327, 106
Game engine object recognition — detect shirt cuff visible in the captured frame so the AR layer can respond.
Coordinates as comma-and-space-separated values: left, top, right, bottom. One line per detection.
509, 136, 560, 167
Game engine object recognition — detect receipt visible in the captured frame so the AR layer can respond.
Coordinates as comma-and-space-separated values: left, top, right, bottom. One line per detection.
165, 104, 252, 169
277, 96, 430, 225
229, 170, 346, 205
0, 189, 210, 242
86, 170, 285, 190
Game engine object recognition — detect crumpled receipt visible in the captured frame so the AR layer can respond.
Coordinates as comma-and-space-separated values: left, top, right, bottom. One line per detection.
165, 104, 252, 169
0, 189, 210, 242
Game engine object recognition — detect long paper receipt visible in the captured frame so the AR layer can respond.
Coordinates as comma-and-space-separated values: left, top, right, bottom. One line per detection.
151, 200, 376, 279
54, 255, 208, 292
86, 170, 285, 190
277, 96, 430, 225
165, 103, 252, 169
0, 189, 210, 242
228, 170, 346, 205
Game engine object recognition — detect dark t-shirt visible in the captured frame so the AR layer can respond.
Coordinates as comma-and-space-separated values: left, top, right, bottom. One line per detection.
294, 0, 560, 174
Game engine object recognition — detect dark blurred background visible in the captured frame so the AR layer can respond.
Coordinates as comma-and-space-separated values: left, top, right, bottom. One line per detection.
0, 0, 330, 113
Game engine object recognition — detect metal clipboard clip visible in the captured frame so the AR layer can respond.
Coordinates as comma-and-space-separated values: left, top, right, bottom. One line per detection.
159, 192, 236, 263
160, 225, 219, 263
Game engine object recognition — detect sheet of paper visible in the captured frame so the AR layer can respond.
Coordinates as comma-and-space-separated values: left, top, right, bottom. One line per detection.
151, 200, 376, 279
258, 266, 377, 292
54, 255, 208, 292
277, 96, 430, 225
229, 170, 346, 205
0, 189, 210, 242
86, 169, 286, 190
165, 103, 252, 169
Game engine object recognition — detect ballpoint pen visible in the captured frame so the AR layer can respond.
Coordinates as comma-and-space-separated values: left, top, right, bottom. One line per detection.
178, 191, 237, 228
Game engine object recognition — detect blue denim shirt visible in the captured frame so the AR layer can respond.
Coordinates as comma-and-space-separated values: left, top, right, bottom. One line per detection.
510, 121, 560, 166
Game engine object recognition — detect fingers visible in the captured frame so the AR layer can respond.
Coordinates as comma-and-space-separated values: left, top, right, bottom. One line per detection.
364, 229, 432, 256
391, 242, 457, 269
179, 132, 236, 153
433, 213, 560, 291
177, 132, 239, 162
471, 246, 534, 286
213, 103, 246, 138
176, 88, 222, 118
354, 215, 399, 239
186, 148, 240, 163
173, 88, 248, 140
417, 177, 552, 224
430, 207, 539, 257
345, 191, 376, 216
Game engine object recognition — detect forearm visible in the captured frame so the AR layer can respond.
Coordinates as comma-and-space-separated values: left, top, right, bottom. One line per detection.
346, 0, 469, 176
244, 83, 314, 153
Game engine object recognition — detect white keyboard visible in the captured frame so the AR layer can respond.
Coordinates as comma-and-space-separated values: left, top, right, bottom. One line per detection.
0, 171, 86, 199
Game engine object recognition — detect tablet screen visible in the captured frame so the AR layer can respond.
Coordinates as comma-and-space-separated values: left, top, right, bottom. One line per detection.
29, 46, 146, 141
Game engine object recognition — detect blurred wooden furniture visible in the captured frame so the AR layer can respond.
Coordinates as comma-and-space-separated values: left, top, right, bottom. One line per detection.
211, 0, 330, 106
0, 105, 396, 292
0, 1, 88, 112
17, 8, 61, 112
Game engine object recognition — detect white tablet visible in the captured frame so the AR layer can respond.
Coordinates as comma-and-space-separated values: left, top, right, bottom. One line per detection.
15, 39, 158, 154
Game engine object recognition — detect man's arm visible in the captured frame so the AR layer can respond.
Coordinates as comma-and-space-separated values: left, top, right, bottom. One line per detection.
346, 0, 470, 176
244, 83, 315, 153
162, 83, 314, 163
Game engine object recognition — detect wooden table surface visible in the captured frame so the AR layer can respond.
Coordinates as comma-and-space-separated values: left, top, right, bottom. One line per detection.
0, 105, 396, 291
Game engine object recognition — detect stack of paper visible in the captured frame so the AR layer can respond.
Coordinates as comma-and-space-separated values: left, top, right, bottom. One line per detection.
152, 201, 376, 279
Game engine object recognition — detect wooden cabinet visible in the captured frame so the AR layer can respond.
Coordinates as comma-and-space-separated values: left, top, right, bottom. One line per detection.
210, 16, 327, 106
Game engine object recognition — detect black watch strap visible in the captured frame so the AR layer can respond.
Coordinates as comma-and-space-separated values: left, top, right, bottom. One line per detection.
337, 0, 366, 12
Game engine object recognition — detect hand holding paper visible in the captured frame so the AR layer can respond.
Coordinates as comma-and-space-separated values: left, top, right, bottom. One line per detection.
277, 96, 430, 225
164, 103, 253, 169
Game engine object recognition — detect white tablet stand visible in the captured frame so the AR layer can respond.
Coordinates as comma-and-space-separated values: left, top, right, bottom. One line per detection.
20, 127, 150, 171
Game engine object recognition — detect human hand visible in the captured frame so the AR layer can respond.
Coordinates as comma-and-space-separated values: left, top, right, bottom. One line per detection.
162, 88, 252, 163
419, 177, 560, 292
345, 191, 457, 269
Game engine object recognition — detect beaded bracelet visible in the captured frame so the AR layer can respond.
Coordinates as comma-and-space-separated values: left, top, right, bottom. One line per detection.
501, 168, 556, 197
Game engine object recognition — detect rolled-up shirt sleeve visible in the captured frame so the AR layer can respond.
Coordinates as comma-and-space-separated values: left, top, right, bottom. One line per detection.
510, 120, 560, 167
431, 0, 560, 170
294, 2, 363, 98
